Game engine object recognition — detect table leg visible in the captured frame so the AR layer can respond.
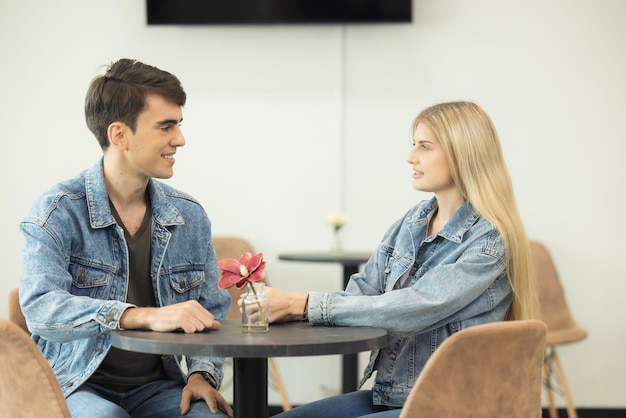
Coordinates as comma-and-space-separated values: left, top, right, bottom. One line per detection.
342, 353, 358, 393
341, 264, 360, 393
234, 357, 268, 418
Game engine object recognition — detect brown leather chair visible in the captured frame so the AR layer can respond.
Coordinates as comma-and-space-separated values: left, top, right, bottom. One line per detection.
7, 287, 27, 331
530, 241, 587, 418
399, 320, 548, 418
0, 318, 72, 417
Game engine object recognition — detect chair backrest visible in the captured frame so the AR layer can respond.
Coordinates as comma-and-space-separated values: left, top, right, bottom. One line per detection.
399, 320, 547, 418
8, 287, 28, 332
530, 241, 587, 346
213, 236, 261, 320
0, 318, 71, 417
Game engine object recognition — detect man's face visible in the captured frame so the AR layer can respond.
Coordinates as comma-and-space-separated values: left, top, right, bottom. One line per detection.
123, 94, 185, 180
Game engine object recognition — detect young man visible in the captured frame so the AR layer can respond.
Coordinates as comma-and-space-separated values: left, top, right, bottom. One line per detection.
19, 58, 233, 417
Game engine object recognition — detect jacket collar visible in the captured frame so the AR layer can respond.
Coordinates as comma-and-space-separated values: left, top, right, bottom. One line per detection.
85, 158, 184, 229
408, 197, 481, 243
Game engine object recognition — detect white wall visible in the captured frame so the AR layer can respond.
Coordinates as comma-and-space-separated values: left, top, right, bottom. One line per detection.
1, 0, 624, 408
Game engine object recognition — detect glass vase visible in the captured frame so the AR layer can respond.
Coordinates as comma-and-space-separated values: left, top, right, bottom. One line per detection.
331, 229, 343, 255
242, 282, 269, 333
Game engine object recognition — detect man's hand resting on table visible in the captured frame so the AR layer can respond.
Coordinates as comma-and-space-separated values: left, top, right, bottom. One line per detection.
119, 300, 221, 333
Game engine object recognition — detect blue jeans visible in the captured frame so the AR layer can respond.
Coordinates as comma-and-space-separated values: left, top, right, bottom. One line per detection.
273, 390, 401, 418
65, 379, 230, 418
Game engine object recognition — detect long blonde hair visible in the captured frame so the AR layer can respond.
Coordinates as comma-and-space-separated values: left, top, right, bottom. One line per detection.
412, 101, 538, 320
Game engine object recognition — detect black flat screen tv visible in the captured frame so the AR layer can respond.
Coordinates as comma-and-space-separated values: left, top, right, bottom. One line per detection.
146, 0, 412, 25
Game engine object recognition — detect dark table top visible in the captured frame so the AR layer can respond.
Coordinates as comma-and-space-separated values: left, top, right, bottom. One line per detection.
278, 251, 371, 265
110, 320, 387, 358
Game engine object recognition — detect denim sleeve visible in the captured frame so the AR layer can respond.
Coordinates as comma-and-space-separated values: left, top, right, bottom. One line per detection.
19, 221, 134, 342
185, 358, 225, 390
307, 217, 510, 334
197, 237, 232, 321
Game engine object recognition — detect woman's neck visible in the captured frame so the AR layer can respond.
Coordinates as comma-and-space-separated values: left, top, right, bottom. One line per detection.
428, 191, 465, 236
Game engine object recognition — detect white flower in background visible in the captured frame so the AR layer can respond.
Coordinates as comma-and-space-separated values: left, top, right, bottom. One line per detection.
327, 211, 349, 232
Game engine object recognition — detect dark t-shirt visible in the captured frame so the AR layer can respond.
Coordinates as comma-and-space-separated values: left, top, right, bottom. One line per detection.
88, 201, 167, 392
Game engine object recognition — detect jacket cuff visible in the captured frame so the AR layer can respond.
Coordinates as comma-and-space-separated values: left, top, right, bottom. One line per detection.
188, 370, 218, 389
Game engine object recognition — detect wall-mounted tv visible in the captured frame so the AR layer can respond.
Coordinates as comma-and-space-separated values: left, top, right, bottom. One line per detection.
146, 0, 412, 25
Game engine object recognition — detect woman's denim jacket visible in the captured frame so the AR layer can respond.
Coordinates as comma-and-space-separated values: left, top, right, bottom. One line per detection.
307, 198, 512, 407
18, 158, 231, 397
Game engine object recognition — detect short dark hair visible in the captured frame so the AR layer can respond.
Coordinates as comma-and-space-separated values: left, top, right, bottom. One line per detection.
84, 58, 187, 150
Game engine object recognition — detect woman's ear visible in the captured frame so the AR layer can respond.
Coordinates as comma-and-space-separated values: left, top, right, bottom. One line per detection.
108, 122, 127, 150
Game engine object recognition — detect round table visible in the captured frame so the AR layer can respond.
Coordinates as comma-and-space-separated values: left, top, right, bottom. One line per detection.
111, 320, 387, 418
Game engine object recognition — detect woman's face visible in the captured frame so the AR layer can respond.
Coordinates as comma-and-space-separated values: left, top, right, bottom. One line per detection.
407, 123, 457, 196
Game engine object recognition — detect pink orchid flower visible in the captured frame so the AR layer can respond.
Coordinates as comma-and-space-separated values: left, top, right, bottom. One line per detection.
217, 252, 266, 289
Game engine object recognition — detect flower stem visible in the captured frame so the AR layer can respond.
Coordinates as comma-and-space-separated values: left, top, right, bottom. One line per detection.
247, 281, 267, 326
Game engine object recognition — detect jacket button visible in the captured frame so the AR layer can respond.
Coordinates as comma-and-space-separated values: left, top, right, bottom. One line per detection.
77, 269, 85, 285
105, 310, 115, 323
117, 268, 123, 276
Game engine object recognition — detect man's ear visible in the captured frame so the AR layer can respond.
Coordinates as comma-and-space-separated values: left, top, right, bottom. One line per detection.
108, 122, 127, 150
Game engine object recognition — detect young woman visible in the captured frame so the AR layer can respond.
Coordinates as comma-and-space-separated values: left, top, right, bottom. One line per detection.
264, 101, 538, 418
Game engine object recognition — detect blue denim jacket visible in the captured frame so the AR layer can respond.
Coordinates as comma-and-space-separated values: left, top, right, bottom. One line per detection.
307, 198, 512, 407
19, 158, 231, 397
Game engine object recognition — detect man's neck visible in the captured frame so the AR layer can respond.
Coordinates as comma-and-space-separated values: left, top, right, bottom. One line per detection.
103, 155, 150, 235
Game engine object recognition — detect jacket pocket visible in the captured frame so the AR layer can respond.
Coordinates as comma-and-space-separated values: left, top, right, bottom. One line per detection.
69, 263, 111, 299
165, 266, 205, 296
